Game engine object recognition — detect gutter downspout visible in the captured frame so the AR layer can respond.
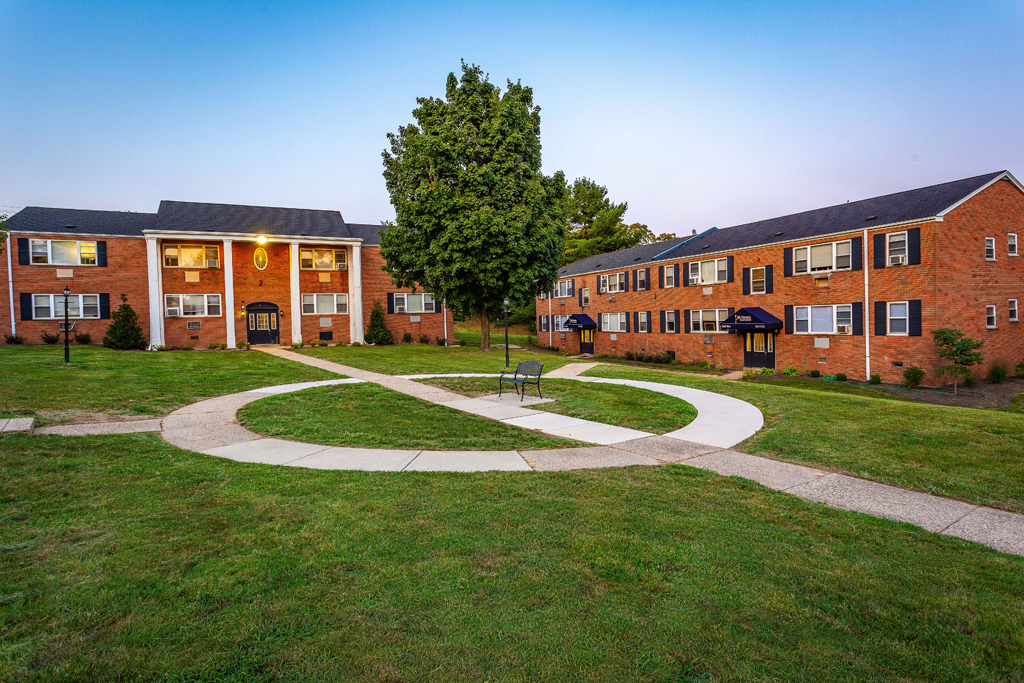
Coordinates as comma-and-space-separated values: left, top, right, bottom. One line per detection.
6, 234, 14, 336
443, 300, 448, 346
548, 296, 552, 346
864, 229, 870, 381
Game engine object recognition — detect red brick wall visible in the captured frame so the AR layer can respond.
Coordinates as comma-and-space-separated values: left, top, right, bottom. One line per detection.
161, 239, 228, 348
230, 241, 294, 346
3, 234, 150, 345
361, 246, 454, 344
296, 245, 351, 345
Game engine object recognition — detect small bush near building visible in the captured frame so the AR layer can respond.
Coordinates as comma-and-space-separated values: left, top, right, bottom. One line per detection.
350, 341, 361, 347
835, 372, 847, 382
1015, 361, 1024, 377
419, 334, 430, 344
742, 369, 758, 380
781, 366, 800, 377
364, 301, 394, 345
4, 334, 25, 345
72, 333, 91, 344
963, 371, 978, 388
869, 373, 881, 385
102, 295, 147, 350
987, 359, 1010, 384
759, 367, 775, 377
219, 343, 228, 350
809, 369, 821, 378
180, 344, 195, 351
40, 331, 60, 344
208, 342, 220, 350
292, 342, 303, 349
903, 365, 926, 389
236, 340, 246, 349
154, 345, 168, 351
402, 332, 414, 344
716, 364, 726, 372
436, 337, 446, 346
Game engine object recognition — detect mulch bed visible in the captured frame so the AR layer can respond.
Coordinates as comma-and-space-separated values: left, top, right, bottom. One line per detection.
777, 376, 1024, 409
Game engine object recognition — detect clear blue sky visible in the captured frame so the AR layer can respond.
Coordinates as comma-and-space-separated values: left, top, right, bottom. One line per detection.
2, 0, 1022, 235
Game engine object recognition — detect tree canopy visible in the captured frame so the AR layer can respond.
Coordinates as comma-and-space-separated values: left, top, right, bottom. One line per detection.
932, 328, 984, 395
563, 178, 675, 264
379, 62, 569, 349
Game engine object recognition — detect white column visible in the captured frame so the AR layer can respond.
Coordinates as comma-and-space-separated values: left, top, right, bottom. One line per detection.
289, 241, 302, 344
348, 244, 364, 343
145, 236, 165, 349
6, 234, 14, 336
863, 228, 871, 381
223, 239, 235, 348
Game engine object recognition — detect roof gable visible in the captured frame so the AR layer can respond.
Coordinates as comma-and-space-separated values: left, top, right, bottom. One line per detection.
152, 200, 350, 238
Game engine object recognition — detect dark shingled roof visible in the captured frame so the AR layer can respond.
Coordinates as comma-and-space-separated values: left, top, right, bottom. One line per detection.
3, 206, 156, 237
558, 171, 1008, 277
345, 223, 387, 246
153, 200, 351, 238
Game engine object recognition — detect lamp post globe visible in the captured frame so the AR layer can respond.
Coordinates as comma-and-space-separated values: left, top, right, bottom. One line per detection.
62, 286, 71, 364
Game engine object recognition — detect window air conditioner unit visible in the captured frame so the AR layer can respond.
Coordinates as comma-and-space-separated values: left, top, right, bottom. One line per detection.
689, 276, 700, 285
206, 260, 218, 268
167, 309, 180, 317
890, 255, 906, 266
396, 306, 405, 313
336, 263, 347, 270
837, 324, 851, 335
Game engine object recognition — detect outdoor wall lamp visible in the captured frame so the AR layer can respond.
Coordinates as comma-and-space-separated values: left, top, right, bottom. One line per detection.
256, 235, 267, 245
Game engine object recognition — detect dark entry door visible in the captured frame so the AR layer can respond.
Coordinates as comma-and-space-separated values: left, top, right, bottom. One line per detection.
579, 328, 594, 355
246, 302, 280, 346
744, 332, 775, 369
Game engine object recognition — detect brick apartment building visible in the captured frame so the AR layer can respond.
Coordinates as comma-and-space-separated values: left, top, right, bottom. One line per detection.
538, 171, 1023, 385
2, 201, 453, 348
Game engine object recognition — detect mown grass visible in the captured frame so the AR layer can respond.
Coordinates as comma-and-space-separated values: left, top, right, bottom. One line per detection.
586, 365, 1024, 513
2, 433, 1023, 682
454, 331, 536, 347
755, 377, 910, 400
0, 346, 336, 416
418, 376, 697, 434
238, 383, 581, 450
999, 392, 1024, 414
299, 343, 574, 375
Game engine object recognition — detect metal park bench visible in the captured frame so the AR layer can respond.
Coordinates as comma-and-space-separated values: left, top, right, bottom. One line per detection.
498, 361, 544, 401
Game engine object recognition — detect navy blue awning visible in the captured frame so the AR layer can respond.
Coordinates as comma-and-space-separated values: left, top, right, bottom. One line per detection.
563, 313, 597, 329
720, 307, 783, 332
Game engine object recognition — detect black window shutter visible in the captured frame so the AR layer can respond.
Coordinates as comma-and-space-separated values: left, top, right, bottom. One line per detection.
545, 315, 550, 331
658, 266, 664, 289
633, 311, 638, 333
680, 262, 688, 287
908, 228, 921, 265
597, 315, 602, 332
873, 234, 886, 269
96, 241, 107, 267
851, 236, 862, 271
387, 293, 395, 314
646, 311, 652, 333
578, 287, 583, 307
727, 307, 735, 333
660, 310, 666, 333
538, 316, 543, 332
674, 309, 681, 333
765, 265, 774, 294
673, 264, 680, 287
99, 293, 111, 319
632, 270, 637, 291
852, 301, 863, 336
683, 309, 690, 334
784, 305, 793, 334
596, 277, 602, 295
20, 292, 32, 320
18, 238, 30, 266
622, 271, 629, 292
727, 256, 734, 283
569, 279, 575, 296
742, 267, 751, 295
908, 299, 922, 336
644, 268, 650, 290
624, 313, 630, 333
874, 301, 887, 336
783, 247, 793, 277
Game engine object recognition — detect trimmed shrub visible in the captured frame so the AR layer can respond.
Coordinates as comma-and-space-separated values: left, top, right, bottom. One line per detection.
74, 332, 92, 345
236, 340, 247, 349
742, 369, 758, 380
402, 332, 414, 344
436, 337, 446, 346
809, 369, 821, 378
292, 342, 304, 349
4, 334, 25, 345
624, 350, 636, 361
869, 373, 881, 385
208, 342, 220, 350
1015, 361, 1024, 378
351, 341, 361, 347
987, 359, 1010, 384
219, 343, 228, 350
759, 367, 775, 376
903, 365, 926, 389
102, 294, 147, 350
834, 372, 847, 382
40, 331, 60, 344
963, 371, 977, 388
781, 366, 800, 377
364, 301, 393, 345
419, 334, 430, 344
155, 345, 169, 351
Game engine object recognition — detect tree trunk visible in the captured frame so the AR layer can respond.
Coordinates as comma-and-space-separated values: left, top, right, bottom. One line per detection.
480, 305, 491, 351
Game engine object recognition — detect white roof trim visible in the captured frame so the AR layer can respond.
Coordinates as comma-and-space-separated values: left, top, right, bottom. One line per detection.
936, 171, 1022, 217
9, 231, 145, 240
142, 230, 362, 244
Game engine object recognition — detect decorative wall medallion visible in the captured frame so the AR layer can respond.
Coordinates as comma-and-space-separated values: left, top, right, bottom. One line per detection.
254, 247, 269, 271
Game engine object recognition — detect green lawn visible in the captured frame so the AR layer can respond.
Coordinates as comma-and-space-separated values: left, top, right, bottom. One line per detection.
418, 376, 696, 434
585, 365, 1024, 513
1, 433, 1022, 682
454, 331, 536, 347
999, 392, 1024, 414
756, 377, 910, 400
0, 346, 336, 418
299, 343, 574, 375
238, 383, 581, 450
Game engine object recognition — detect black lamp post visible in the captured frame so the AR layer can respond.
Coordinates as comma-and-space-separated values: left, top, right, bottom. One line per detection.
62, 286, 70, 364
503, 296, 510, 369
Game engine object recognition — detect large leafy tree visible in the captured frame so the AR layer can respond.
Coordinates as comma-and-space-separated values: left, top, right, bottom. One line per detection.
380, 62, 569, 351
563, 178, 674, 264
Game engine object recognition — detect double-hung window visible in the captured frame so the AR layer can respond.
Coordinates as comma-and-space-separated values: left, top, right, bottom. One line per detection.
599, 273, 625, 293
887, 232, 907, 266
637, 270, 647, 290
31, 293, 100, 319
665, 310, 677, 333
638, 311, 649, 332
29, 239, 98, 266
985, 237, 996, 260
689, 258, 728, 285
553, 315, 570, 332
1009, 299, 1018, 322
986, 305, 997, 329
164, 294, 221, 317
539, 316, 549, 332
601, 312, 627, 332
751, 267, 766, 294
690, 308, 728, 333
554, 280, 572, 298
793, 305, 853, 334
1010, 234, 1018, 256
581, 288, 590, 306
793, 240, 852, 274
300, 248, 347, 270
301, 293, 348, 315
164, 244, 220, 268
888, 302, 908, 335
394, 293, 434, 313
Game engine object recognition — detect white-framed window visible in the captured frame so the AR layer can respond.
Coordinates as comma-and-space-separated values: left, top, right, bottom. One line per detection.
751, 266, 766, 294
394, 293, 435, 313
793, 304, 853, 334
638, 311, 649, 333
31, 293, 100, 319
985, 237, 996, 261
666, 310, 677, 333
164, 294, 222, 317
637, 270, 647, 290
665, 267, 676, 288
553, 315, 570, 332
300, 248, 347, 271
986, 305, 997, 329
601, 312, 627, 332
163, 244, 219, 269
793, 239, 852, 274
1010, 233, 1018, 256
600, 273, 626, 293
301, 293, 348, 315
690, 308, 729, 333
887, 232, 907, 266
29, 239, 98, 266
1009, 299, 1018, 322
581, 288, 590, 306
689, 258, 728, 285
888, 301, 908, 335
554, 280, 572, 298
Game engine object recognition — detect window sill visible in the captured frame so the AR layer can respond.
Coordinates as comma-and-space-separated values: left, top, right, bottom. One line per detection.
33, 317, 100, 321
302, 312, 348, 316
793, 332, 853, 337
164, 265, 219, 270
167, 315, 223, 319
986, 326, 998, 330
31, 263, 96, 267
